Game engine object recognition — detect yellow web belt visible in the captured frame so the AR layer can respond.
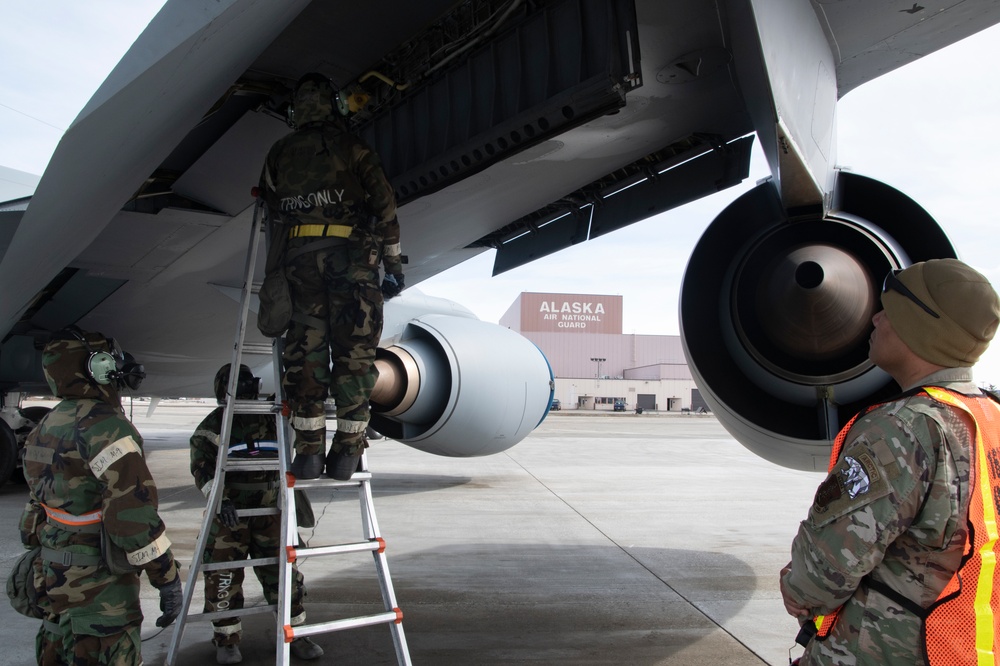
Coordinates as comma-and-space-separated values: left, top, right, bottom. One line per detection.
289, 224, 353, 239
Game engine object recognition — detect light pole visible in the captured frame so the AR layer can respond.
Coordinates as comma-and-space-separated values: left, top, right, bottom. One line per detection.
590, 357, 605, 379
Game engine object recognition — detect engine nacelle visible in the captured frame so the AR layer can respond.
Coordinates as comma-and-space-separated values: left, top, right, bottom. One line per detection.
680, 172, 956, 471
370, 314, 554, 457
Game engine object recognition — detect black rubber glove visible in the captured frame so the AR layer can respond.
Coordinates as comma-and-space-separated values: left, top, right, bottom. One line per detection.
381, 272, 404, 300
219, 499, 240, 529
155, 577, 183, 627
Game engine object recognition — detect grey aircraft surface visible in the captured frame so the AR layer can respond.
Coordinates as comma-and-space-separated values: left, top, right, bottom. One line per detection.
1, 0, 998, 487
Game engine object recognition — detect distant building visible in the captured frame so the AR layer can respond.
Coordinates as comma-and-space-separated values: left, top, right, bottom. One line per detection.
500, 292, 705, 412
501, 292, 624, 334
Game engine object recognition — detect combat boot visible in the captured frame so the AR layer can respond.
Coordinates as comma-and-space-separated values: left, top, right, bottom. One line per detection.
290, 636, 324, 660
216, 644, 242, 664
325, 446, 362, 480
290, 453, 324, 480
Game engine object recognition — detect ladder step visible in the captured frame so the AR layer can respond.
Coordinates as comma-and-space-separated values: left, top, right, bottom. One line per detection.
241, 341, 275, 355
226, 459, 281, 472
291, 472, 372, 490
292, 539, 385, 561
202, 556, 279, 572
237, 507, 280, 518
219, 465, 376, 482
183, 603, 277, 625
228, 399, 339, 418
289, 610, 403, 639
230, 399, 279, 415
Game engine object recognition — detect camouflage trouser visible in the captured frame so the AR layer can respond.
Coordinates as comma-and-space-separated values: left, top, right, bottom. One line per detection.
282, 239, 383, 456
34, 546, 144, 664
36, 619, 141, 666
203, 513, 306, 647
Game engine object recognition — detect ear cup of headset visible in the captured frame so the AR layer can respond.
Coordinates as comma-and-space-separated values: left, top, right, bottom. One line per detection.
335, 90, 350, 116
61, 327, 142, 389
87, 351, 118, 385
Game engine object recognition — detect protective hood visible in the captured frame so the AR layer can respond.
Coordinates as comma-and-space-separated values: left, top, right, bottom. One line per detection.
43, 331, 121, 405
293, 77, 339, 127
214, 363, 260, 403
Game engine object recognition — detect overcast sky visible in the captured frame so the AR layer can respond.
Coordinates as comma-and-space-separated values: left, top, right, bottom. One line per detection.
3, 3, 1000, 383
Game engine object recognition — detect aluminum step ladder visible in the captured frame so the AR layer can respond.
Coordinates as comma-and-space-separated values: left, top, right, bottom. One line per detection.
165, 198, 411, 665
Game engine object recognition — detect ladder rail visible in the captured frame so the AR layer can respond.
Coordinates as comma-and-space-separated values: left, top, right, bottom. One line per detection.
275, 335, 294, 665
360, 466, 413, 664
166, 199, 265, 666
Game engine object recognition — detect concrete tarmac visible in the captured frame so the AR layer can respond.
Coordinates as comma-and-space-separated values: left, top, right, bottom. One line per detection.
0, 402, 825, 665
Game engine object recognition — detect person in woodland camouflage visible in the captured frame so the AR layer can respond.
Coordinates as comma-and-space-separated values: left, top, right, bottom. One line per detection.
189, 364, 322, 664
780, 259, 1000, 664
259, 72, 404, 481
17, 327, 182, 665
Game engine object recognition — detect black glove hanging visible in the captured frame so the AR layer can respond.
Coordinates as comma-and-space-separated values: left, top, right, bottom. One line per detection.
219, 499, 240, 529
381, 273, 404, 299
156, 577, 183, 627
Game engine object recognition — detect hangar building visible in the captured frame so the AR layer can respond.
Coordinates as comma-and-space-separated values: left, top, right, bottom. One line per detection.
499, 292, 706, 412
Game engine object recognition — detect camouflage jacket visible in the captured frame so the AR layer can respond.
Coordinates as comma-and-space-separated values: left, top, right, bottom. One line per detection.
190, 406, 280, 509
260, 122, 403, 275
18, 398, 179, 633
784, 368, 980, 665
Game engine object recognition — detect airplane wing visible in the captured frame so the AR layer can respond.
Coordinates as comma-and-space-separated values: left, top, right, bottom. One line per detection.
1, 0, 998, 472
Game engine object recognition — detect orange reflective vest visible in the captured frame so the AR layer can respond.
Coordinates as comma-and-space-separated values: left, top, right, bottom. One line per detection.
810, 387, 1000, 665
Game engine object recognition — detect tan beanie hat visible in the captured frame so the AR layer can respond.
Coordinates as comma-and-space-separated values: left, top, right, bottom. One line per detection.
882, 258, 1000, 367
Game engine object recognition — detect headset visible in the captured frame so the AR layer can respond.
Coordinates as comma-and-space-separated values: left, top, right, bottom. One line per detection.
65, 327, 146, 390
287, 72, 361, 127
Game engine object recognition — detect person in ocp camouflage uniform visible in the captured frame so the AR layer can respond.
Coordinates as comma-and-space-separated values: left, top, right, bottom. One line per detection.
260, 72, 404, 481
18, 328, 182, 665
189, 364, 321, 664
780, 259, 1000, 664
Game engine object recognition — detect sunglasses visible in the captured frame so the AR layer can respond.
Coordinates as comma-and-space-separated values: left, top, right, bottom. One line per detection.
882, 270, 940, 319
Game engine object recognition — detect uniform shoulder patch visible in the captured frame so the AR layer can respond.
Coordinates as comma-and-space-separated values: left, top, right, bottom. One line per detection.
814, 473, 844, 510
842, 454, 875, 498
811, 448, 891, 521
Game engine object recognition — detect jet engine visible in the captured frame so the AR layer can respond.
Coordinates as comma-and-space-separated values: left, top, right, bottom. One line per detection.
680, 172, 956, 471
369, 314, 554, 457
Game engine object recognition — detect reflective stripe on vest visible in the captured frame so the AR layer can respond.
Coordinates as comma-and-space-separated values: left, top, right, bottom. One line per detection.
811, 612, 838, 638
41, 503, 102, 526
922, 387, 1000, 666
40, 503, 103, 564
